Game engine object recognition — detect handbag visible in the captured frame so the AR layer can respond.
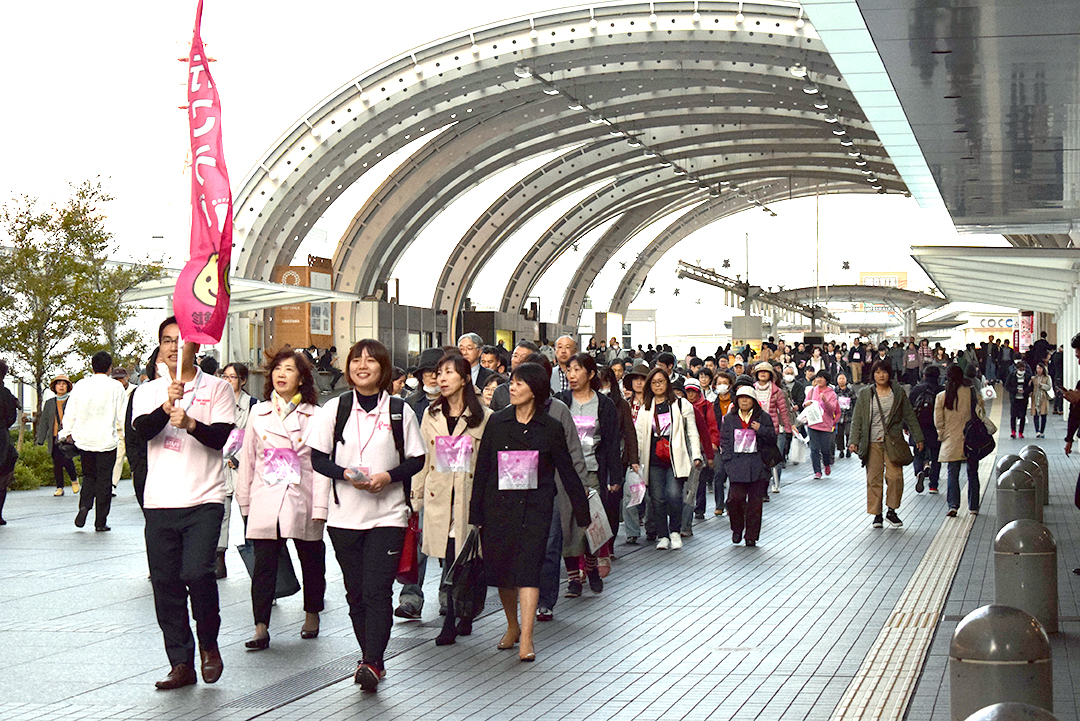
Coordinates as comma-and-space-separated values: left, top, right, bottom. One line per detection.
446, 526, 487, 622
789, 434, 808, 464
236, 540, 302, 599
653, 409, 672, 464
963, 389, 996, 461
584, 489, 613, 553
395, 512, 420, 585
874, 391, 913, 466
981, 385, 997, 401
759, 437, 784, 469
797, 397, 824, 426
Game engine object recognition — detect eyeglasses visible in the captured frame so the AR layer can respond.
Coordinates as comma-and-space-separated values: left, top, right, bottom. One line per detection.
222, 374, 240, 381
160, 337, 179, 347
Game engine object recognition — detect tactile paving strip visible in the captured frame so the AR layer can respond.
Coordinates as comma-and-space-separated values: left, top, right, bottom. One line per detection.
830, 398, 1004, 721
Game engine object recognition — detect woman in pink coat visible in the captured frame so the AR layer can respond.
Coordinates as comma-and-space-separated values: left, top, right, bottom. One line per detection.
750, 362, 793, 493
236, 350, 330, 650
802, 371, 842, 478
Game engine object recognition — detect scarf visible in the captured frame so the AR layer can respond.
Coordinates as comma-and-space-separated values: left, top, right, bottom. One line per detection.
271, 391, 302, 419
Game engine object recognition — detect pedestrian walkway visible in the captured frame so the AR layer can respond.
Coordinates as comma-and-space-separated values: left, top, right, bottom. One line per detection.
1, 397, 1077, 720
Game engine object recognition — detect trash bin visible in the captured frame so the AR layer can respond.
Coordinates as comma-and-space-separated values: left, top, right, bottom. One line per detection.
994, 520, 1058, 633
1011, 459, 1044, 522
1019, 446, 1049, 507
950, 605, 1052, 721
962, 702, 1059, 720
996, 468, 1038, 528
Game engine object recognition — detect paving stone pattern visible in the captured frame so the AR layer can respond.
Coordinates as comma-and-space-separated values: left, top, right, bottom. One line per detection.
3, 402, 1076, 720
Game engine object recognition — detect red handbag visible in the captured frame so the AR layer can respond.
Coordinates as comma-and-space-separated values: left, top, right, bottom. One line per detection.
653, 410, 672, 464
396, 513, 420, 585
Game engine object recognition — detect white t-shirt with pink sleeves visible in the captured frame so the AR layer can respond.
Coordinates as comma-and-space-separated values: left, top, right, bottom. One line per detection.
306, 391, 424, 531
133, 370, 236, 509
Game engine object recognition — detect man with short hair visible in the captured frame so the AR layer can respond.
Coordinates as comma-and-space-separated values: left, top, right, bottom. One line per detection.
550, 335, 576, 394
490, 340, 540, 411
61, 350, 127, 532
133, 317, 235, 690
655, 352, 677, 377
110, 367, 134, 494
480, 345, 507, 374
457, 333, 493, 388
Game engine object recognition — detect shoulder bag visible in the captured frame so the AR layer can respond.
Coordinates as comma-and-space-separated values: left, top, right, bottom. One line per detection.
963, 388, 996, 461
874, 390, 913, 466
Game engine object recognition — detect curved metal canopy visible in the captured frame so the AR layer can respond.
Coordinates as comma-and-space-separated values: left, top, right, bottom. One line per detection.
232, 1, 906, 343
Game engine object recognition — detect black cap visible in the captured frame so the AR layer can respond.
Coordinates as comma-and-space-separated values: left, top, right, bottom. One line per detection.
413, 348, 444, 377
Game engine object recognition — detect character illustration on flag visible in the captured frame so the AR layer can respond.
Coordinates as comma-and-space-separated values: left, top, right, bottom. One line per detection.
174, 0, 233, 345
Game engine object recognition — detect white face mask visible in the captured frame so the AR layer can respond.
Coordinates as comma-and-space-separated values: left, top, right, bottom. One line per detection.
423, 384, 439, 395
783, 373, 795, 382
717, 384, 730, 395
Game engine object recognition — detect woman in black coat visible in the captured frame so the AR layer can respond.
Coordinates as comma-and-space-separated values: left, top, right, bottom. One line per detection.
470, 362, 590, 662
720, 386, 777, 547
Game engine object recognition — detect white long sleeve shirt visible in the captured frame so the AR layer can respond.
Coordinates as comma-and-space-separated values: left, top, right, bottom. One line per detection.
60, 373, 127, 452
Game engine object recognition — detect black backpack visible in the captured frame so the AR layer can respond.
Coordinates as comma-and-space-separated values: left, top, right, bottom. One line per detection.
912, 386, 936, 428
329, 392, 410, 508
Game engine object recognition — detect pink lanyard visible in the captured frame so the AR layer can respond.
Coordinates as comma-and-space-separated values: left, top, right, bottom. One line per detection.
354, 394, 385, 463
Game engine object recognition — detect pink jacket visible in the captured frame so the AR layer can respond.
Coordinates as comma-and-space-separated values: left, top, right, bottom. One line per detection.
235, 400, 329, 541
805, 385, 841, 432
759, 382, 793, 435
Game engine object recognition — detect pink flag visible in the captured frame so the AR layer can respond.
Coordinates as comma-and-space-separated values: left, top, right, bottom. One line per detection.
174, 0, 232, 345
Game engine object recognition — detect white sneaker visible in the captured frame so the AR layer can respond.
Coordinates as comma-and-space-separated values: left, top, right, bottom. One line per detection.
669, 533, 683, 550
771, 482, 780, 493
656, 537, 670, 550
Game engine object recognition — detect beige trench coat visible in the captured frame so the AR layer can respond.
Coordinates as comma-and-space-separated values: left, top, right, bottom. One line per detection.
934, 386, 985, 463
235, 401, 329, 541
411, 403, 491, 559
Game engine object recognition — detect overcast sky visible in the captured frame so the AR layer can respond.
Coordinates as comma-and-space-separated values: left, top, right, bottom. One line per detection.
1, 1, 1009, 343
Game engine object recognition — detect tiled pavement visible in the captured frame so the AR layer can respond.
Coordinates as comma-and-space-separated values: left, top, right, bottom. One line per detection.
1, 393, 1077, 720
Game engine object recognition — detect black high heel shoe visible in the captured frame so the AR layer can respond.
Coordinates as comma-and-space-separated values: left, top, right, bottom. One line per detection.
245, 633, 270, 650
456, 619, 473, 637
300, 628, 319, 639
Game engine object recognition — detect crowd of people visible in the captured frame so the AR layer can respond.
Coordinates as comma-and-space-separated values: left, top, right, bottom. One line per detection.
1, 321, 1070, 694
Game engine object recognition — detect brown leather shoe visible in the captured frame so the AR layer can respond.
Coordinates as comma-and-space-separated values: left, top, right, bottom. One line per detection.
200, 646, 223, 684
155, 663, 197, 690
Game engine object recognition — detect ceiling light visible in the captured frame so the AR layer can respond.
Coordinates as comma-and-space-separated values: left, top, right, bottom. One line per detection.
832, 128, 846, 135
855, 159, 867, 166
788, 64, 808, 78
802, 82, 819, 95
795, 17, 805, 29
514, 66, 533, 79
847, 150, 860, 157
840, 138, 853, 146
735, 12, 745, 23
861, 168, 872, 175
626, 138, 642, 148
814, 99, 829, 110
567, 101, 584, 111
542, 87, 560, 96
589, 17, 598, 29
608, 128, 623, 136
673, 167, 686, 175
471, 44, 480, 55
588, 114, 606, 124
825, 114, 839, 123
720, 180, 730, 185
692, 12, 701, 23
649, 13, 658, 24
644, 149, 657, 157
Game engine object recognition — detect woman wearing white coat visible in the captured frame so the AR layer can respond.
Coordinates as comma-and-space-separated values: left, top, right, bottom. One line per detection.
236, 350, 329, 650
634, 368, 702, 550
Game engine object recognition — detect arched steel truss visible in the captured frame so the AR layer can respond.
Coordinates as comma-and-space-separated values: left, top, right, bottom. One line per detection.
232, 1, 906, 342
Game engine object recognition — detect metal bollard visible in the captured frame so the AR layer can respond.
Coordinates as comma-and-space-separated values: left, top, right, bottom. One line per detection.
996, 469, 1038, 527
950, 605, 1052, 721
994, 454, 1022, 482
963, 702, 1060, 720
1011, 459, 1044, 522
1019, 446, 1050, 507
994, 520, 1058, 633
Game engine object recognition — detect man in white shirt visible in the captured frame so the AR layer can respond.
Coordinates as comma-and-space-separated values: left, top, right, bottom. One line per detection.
132, 317, 235, 690
61, 351, 127, 532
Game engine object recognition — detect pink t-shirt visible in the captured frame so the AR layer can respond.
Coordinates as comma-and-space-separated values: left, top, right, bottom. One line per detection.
133, 371, 236, 509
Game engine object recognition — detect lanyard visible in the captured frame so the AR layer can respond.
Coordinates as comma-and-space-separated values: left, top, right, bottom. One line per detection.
174, 369, 204, 412
354, 392, 385, 462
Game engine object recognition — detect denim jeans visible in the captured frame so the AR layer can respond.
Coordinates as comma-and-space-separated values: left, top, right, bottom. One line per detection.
947, 458, 980, 511
808, 428, 835, 474
538, 498, 564, 611
648, 464, 683, 536
1033, 413, 1047, 434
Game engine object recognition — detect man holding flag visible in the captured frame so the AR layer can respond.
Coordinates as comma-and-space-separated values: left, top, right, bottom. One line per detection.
130, 0, 237, 690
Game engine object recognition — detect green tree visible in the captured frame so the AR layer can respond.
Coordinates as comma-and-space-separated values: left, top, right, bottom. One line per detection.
0, 180, 163, 412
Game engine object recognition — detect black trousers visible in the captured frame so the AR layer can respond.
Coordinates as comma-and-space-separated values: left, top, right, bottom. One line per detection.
145, 504, 224, 667
328, 525, 406, 669
78, 449, 116, 529
52, 444, 77, 488
252, 536, 326, 626
728, 478, 769, 543
1010, 398, 1027, 433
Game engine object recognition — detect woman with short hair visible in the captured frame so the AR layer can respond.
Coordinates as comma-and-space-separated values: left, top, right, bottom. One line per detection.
720, 386, 776, 546
308, 339, 426, 692
470, 363, 590, 662
236, 350, 328, 650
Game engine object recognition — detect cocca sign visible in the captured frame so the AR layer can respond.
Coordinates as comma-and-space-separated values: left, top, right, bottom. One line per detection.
979, 318, 1016, 328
